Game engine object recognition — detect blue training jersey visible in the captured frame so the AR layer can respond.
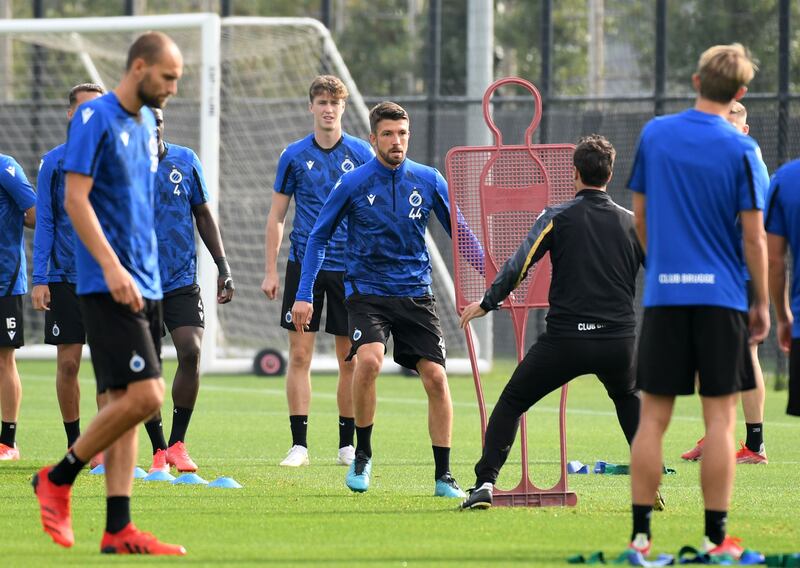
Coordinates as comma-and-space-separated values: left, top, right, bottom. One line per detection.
297, 156, 453, 302
34, 144, 79, 286
154, 142, 209, 294
62, 91, 162, 300
274, 132, 374, 271
0, 154, 36, 296
628, 108, 769, 311
765, 159, 800, 337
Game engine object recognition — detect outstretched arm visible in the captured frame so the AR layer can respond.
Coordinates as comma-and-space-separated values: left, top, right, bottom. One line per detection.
432, 171, 484, 274
461, 207, 555, 328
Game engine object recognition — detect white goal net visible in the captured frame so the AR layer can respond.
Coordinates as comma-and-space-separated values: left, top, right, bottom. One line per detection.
2, 15, 489, 375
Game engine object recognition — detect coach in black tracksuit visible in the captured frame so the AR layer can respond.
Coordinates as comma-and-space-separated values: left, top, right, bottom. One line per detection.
459, 134, 644, 510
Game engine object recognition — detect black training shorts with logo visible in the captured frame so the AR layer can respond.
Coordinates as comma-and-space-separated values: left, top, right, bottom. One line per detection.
162, 283, 205, 334
0, 295, 24, 348
280, 259, 348, 336
80, 293, 162, 393
345, 293, 446, 371
45, 282, 86, 345
637, 306, 755, 397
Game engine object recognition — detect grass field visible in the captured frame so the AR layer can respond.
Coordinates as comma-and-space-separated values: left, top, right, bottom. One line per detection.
3, 359, 799, 566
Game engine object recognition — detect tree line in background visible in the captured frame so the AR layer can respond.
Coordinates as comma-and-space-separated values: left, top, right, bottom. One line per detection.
11, 0, 800, 97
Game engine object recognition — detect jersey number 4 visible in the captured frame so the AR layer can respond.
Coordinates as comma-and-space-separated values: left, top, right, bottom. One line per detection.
408, 207, 422, 220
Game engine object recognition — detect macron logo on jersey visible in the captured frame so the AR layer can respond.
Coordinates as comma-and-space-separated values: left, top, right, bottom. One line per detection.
4, 165, 15, 177
306, 160, 315, 170
367, 194, 376, 205
81, 107, 94, 124
120, 132, 130, 147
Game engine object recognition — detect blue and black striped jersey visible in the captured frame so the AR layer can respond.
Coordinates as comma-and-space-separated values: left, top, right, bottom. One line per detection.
154, 142, 209, 294
0, 154, 36, 296
274, 132, 374, 272
34, 144, 78, 286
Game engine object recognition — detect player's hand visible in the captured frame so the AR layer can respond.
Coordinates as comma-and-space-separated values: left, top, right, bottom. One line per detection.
214, 257, 234, 304
777, 317, 793, 353
32, 285, 51, 311
748, 301, 770, 345
460, 301, 487, 329
291, 300, 313, 334
261, 273, 279, 300
217, 275, 235, 304
103, 263, 144, 312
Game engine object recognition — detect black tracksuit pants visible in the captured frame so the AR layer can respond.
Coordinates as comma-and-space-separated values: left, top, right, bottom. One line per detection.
474, 333, 641, 486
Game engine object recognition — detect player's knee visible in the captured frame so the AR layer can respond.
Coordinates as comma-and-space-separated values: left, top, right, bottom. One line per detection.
421, 368, 448, 396
59, 358, 80, 380
176, 345, 201, 373
355, 353, 382, 378
127, 381, 164, 417
0, 348, 15, 372
289, 345, 313, 369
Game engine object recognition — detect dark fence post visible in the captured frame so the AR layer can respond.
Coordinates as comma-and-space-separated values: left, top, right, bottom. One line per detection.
426, 0, 441, 167
654, 0, 666, 116
778, 0, 790, 167
321, 0, 332, 29
31, 0, 44, 167
124, 0, 134, 15
539, 0, 552, 143
221, 0, 232, 17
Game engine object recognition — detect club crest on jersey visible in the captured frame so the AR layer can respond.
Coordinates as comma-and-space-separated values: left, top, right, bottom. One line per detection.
81, 107, 94, 124
367, 194, 376, 205
169, 168, 183, 184
306, 160, 315, 170
285, 311, 293, 323
409, 190, 423, 207
120, 131, 130, 147
52, 323, 60, 337
341, 158, 355, 172
129, 351, 145, 373
352, 328, 362, 341
4, 165, 14, 177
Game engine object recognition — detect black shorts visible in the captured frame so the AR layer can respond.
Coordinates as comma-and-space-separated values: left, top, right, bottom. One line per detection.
0, 295, 24, 348
280, 259, 348, 335
788, 339, 800, 416
637, 306, 755, 397
163, 284, 205, 334
80, 293, 163, 393
45, 282, 86, 345
345, 293, 445, 371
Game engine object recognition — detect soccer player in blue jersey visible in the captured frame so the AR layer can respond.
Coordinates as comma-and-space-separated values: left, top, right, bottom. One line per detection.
0, 153, 36, 461
32, 32, 186, 556
765, 150, 800, 418
262, 75, 373, 468
681, 101, 769, 465
143, 107, 234, 475
627, 44, 769, 559
33, 83, 105, 455
291, 102, 467, 498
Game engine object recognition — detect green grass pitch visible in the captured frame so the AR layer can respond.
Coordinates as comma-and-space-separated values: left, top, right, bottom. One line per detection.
2, 359, 799, 566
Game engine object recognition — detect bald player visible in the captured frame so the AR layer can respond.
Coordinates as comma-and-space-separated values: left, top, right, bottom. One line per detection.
32, 32, 187, 556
